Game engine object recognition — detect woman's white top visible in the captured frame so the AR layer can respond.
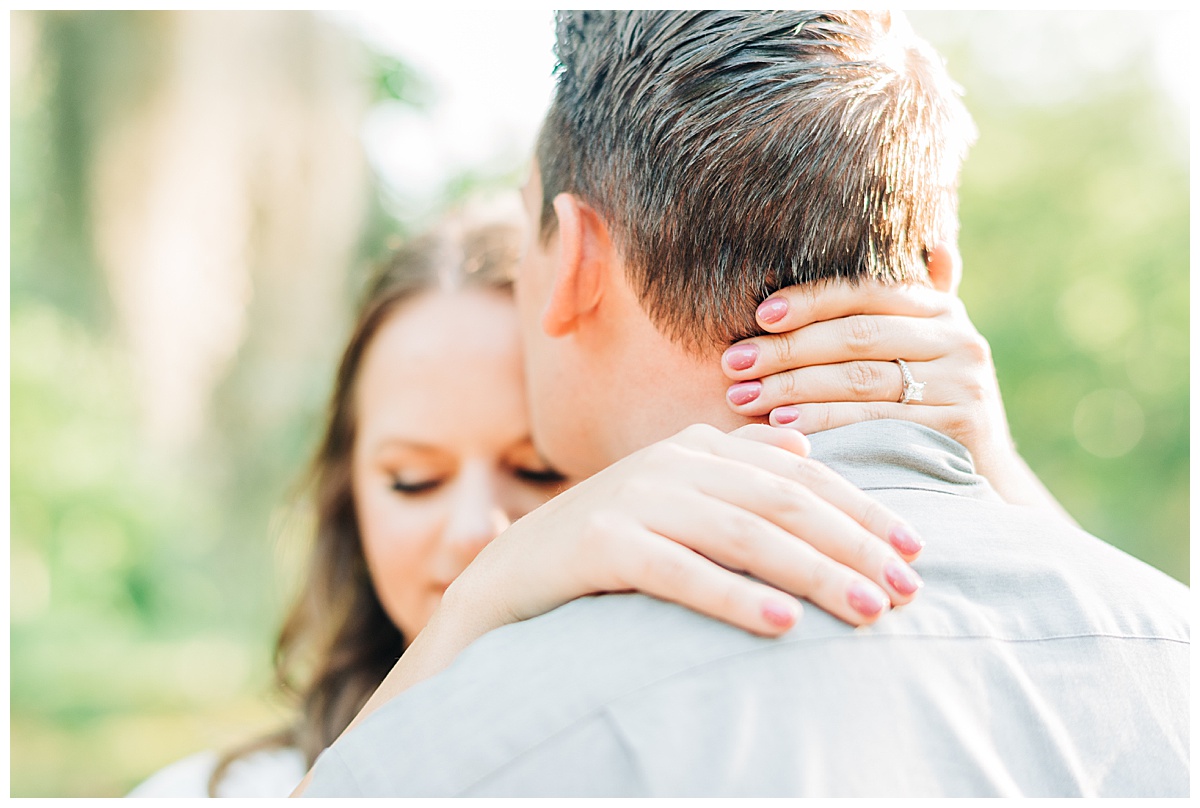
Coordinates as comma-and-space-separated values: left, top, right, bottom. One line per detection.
127, 746, 307, 797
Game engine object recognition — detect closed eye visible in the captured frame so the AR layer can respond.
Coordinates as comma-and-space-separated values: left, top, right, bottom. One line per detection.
391, 479, 442, 495
514, 467, 566, 486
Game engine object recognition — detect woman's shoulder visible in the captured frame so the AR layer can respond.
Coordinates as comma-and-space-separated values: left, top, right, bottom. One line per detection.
127, 745, 307, 798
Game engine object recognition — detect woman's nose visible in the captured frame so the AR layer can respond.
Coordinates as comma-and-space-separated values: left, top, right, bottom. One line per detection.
442, 465, 511, 562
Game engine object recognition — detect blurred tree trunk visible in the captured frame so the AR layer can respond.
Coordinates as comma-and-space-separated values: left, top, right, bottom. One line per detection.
10, 12, 379, 795
84, 11, 369, 456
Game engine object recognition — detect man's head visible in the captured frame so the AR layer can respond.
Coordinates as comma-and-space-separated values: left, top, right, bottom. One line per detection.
516, 10, 976, 477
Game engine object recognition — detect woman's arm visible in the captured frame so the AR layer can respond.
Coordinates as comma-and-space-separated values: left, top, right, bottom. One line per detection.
720, 280, 1078, 526
292, 422, 925, 794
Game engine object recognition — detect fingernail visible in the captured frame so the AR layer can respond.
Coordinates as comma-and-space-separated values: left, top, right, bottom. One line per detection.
727, 381, 762, 406
884, 558, 923, 596
724, 344, 759, 371
757, 298, 788, 325
773, 406, 800, 425
888, 524, 925, 555
847, 582, 887, 617
762, 598, 800, 629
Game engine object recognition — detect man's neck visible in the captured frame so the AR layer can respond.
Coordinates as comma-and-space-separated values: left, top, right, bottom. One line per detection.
580, 281, 759, 473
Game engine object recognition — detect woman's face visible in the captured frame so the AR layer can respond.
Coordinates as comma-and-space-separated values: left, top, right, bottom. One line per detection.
350, 288, 564, 640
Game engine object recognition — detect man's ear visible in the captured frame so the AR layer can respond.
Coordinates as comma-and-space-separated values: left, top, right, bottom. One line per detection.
926, 240, 962, 295
541, 193, 610, 337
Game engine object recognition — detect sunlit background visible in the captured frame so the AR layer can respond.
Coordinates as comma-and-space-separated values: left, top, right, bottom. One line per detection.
9, 10, 1189, 797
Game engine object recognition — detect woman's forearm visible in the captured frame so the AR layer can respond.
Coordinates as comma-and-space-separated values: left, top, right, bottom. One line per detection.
289, 586, 492, 796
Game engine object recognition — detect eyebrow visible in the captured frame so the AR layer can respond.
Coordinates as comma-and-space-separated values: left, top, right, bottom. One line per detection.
370, 437, 443, 456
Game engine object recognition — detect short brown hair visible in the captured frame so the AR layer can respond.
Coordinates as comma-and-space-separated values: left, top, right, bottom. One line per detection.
536, 10, 976, 350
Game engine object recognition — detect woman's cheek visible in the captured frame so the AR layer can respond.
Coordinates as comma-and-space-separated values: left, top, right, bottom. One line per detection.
359, 493, 443, 629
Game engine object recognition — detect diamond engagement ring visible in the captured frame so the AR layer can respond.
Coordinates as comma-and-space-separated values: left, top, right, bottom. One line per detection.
895, 358, 925, 404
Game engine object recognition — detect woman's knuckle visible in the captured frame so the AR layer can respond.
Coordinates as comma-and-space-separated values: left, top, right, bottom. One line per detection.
791, 456, 831, 490
845, 315, 880, 355
774, 370, 801, 401
799, 558, 834, 595
846, 361, 881, 397
710, 577, 742, 617
722, 530, 753, 569
962, 375, 987, 402
761, 332, 796, 370
844, 535, 878, 573
726, 509, 763, 550
942, 409, 971, 437
859, 499, 894, 533
780, 489, 821, 533
863, 402, 892, 422
803, 406, 835, 434
763, 472, 797, 506
785, 457, 818, 490
648, 551, 689, 588
963, 332, 991, 363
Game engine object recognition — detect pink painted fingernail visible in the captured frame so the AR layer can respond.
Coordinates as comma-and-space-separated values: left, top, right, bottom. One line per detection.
727, 381, 762, 406
884, 558, 923, 596
847, 582, 887, 617
757, 297, 789, 324
888, 524, 924, 556
762, 598, 800, 629
773, 406, 800, 425
724, 343, 759, 371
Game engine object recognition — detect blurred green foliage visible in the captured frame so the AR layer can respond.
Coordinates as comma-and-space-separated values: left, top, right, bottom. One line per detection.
917, 13, 1189, 583
369, 50, 434, 108
9, 10, 404, 797
9, 10, 1188, 798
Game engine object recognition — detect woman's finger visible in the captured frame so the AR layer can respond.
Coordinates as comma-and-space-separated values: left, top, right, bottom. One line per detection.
628, 484, 895, 625
713, 421, 812, 457
639, 479, 918, 622
727, 359, 958, 416
724, 313, 953, 381
609, 525, 806, 637
666, 433, 925, 563
768, 400, 953, 441
754, 280, 952, 334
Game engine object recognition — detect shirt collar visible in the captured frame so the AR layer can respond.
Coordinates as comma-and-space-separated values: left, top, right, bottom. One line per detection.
807, 419, 1001, 502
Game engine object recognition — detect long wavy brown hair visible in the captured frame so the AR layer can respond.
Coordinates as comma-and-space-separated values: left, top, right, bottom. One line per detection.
209, 203, 523, 794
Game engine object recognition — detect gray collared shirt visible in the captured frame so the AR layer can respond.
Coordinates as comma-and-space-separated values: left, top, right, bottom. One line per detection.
304, 420, 1190, 797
